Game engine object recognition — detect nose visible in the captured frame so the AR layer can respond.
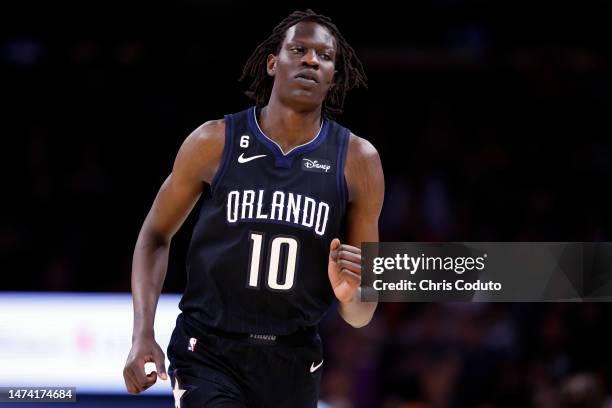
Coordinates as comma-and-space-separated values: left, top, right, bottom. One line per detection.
301, 49, 319, 68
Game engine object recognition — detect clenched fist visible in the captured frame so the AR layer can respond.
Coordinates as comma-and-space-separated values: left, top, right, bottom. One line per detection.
123, 336, 167, 394
328, 238, 362, 304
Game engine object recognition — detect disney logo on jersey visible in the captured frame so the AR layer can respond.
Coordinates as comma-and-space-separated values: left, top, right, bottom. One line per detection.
302, 158, 332, 173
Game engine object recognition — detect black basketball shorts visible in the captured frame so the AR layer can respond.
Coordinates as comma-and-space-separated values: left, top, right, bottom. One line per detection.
167, 314, 324, 408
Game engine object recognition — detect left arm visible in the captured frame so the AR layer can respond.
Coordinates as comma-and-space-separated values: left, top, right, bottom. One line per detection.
328, 133, 385, 328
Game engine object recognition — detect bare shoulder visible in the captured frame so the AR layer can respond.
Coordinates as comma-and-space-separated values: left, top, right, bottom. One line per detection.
345, 132, 384, 204
346, 132, 380, 164
188, 119, 225, 151
174, 118, 226, 185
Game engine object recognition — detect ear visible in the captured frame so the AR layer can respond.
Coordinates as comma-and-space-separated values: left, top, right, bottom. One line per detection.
266, 54, 277, 77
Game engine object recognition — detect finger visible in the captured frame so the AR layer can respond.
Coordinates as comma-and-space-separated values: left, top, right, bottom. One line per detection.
131, 359, 154, 389
329, 238, 340, 261
155, 352, 168, 380
340, 269, 361, 288
337, 259, 361, 274
337, 250, 362, 264
125, 368, 143, 394
143, 371, 157, 389
338, 244, 361, 254
141, 361, 158, 388
130, 367, 150, 392
123, 369, 137, 394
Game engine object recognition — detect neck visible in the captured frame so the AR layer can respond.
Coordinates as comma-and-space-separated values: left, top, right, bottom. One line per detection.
258, 97, 323, 154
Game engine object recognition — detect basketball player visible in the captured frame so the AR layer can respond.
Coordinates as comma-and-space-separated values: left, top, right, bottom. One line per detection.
123, 9, 384, 407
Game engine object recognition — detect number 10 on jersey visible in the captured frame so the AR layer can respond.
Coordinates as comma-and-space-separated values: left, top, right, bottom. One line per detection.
247, 232, 299, 291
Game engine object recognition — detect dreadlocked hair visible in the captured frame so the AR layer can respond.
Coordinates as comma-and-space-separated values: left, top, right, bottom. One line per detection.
239, 9, 367, 118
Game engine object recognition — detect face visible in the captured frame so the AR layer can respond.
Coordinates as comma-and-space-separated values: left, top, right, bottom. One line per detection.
267, 21, 337, 110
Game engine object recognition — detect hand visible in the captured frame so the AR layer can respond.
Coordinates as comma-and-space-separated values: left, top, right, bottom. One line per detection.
123, 335, 167, 394
328, 238, 362, 304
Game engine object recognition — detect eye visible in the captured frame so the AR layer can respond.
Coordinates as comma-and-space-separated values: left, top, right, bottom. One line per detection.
290, 46, 304, 54
320, 53, 332, 61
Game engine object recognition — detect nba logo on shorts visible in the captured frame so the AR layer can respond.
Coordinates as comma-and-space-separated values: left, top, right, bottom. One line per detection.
187, 337, 198, 352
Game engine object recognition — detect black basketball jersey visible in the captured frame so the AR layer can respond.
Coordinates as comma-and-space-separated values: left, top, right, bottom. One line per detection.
179, 106, 350, 335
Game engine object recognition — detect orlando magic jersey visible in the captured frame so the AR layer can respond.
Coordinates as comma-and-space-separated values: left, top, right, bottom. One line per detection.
179, 106, 350, 335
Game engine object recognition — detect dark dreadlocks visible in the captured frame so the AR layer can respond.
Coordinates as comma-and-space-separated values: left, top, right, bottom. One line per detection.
239, 9, 367, 118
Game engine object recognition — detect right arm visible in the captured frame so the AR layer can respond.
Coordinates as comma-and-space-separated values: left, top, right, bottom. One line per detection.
123, 119, 225, 394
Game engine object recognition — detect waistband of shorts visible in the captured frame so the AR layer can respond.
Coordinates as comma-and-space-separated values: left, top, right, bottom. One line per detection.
179, 313, 320, 346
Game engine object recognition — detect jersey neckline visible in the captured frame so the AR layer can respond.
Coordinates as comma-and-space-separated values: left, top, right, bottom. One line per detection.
247, 106, 330, 168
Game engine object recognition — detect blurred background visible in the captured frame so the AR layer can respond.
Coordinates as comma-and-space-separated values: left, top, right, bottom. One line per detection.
2, 0, 612, 406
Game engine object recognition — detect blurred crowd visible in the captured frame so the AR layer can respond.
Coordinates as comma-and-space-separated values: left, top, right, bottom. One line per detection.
320, 303, 612, 407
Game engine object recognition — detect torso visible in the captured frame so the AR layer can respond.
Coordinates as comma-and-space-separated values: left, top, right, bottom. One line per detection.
179, 106, 352, 334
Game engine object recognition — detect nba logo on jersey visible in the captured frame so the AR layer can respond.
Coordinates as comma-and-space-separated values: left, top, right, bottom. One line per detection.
187, 337, 198, 352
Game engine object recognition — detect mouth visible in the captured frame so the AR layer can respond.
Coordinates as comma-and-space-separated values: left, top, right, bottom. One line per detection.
294, 72, 319, 85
